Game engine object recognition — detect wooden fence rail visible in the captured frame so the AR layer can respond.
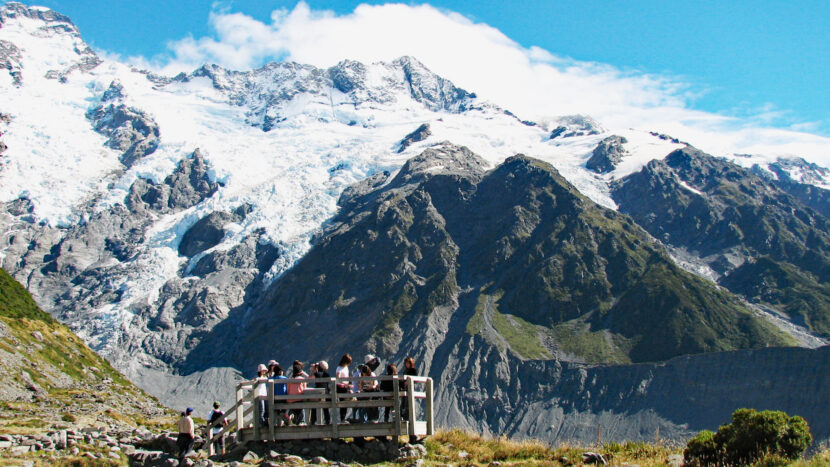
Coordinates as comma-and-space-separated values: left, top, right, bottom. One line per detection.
207, 375, 433, 450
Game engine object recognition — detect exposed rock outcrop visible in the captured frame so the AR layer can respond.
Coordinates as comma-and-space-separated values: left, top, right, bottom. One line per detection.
585, 135, 628, 173
398, 123, 432, 153
87, 81, 160, 168
549, 115, 603, 139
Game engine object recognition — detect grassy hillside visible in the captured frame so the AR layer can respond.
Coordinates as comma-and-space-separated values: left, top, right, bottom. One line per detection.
0, 267, 171, 434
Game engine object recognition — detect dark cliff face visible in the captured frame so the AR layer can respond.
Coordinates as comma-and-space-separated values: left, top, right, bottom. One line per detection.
611, 147, 830, 337
220, 144, 791, 373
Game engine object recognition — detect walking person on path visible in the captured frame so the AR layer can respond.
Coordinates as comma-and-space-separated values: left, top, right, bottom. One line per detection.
207, 401, 227, 456
176, 408, 195, 464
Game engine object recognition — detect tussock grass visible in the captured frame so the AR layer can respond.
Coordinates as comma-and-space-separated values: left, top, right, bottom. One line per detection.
422, 430, 830, 467
426, 428, 559, 465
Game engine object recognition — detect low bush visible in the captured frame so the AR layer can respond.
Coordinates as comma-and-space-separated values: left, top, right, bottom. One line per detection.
684, 408, 812, 466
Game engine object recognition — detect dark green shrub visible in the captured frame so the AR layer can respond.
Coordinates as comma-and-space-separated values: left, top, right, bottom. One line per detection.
685, 408, 812, 466
684, 430, 719, 466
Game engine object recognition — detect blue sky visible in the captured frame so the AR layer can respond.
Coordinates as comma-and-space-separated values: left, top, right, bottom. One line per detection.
7, 0, 830, 137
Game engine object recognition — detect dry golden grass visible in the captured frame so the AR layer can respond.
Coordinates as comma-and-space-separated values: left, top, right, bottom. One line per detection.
423, 429, 685, 466
421, 431, 830, 467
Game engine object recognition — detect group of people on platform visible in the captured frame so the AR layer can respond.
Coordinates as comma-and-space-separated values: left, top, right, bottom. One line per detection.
253, 353, 419, 428
177, 353, 419, 460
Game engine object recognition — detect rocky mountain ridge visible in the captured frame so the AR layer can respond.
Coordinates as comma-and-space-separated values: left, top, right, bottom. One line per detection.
611, 146, 830, 340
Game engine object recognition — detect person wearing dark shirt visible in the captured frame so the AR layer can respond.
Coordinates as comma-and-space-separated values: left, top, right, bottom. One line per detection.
310, 361, 331, 425
380, 363, 397, 422
400, 357, 418, 421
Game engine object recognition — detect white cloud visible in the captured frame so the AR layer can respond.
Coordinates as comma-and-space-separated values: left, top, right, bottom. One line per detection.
128, 1, 830, 165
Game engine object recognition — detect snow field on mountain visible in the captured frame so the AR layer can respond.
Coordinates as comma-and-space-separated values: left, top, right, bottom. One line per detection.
0, 16, 121, 226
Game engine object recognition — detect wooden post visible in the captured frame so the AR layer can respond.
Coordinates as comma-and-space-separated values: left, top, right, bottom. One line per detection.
329, 378, 339, 439
236, 386, 244, 434
425, 377, 434, 436
393, 376, 401, 439
596, 424, 602, 448
406, 376, 416, 437
267, 381, 275, 441
253, 391, 261, 441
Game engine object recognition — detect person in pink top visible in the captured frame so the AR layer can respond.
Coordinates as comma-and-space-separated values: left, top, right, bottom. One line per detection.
286, 362, 307, 425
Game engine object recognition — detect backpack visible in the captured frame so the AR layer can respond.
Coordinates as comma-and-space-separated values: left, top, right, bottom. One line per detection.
208, 410, 224, 427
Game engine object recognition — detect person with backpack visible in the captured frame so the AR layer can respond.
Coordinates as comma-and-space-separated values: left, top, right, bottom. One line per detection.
207, 401, 227, 456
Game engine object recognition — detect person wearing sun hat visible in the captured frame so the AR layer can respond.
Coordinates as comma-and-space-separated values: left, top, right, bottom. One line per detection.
255, 363, 269, 427
267, 360, 279, 377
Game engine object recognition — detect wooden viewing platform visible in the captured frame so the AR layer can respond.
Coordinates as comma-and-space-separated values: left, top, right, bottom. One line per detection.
210, 375, 434, 448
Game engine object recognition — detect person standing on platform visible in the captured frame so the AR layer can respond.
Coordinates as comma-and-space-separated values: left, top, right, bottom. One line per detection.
335, 354, 352, 423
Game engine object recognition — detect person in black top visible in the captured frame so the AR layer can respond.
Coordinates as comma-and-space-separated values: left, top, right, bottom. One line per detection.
309, 361, 331, 425
400, 357, 418, 421
379, 363, 397, 422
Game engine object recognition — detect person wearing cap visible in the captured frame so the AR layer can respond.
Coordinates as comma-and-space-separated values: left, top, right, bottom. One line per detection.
176, 408, 195, 463
255, 363, 269, 427
365, 354, 381, 373
207, 401, 227, 456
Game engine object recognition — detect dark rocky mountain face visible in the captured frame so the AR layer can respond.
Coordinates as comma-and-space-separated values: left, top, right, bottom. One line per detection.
215, 144, 791, 373
611, 147, 830, 337
585, 135, 628, 173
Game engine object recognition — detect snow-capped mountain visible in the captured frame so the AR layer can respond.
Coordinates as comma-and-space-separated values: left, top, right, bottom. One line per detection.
2, 2, 830, 443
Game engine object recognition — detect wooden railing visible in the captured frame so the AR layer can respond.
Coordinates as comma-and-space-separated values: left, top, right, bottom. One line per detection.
207, 375, 433, 449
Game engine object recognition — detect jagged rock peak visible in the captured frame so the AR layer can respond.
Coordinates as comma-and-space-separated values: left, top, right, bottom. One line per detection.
549, 114, 604, 139
586, 135, 629, 173
397, 123, 432, 153
393, 55, 475, 112
0, 2, 79, 36
169, 56, 477, 131
394, 142, 488, 182
758, 157, 830, 186
101, 79, 126, 102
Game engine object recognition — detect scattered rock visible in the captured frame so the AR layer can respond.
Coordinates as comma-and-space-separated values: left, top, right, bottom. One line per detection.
666, 454, 683, 467
311, 456, 329, 464
30, 331, 44, 341
582, 451, 607, 465
242, 450, 260, 462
